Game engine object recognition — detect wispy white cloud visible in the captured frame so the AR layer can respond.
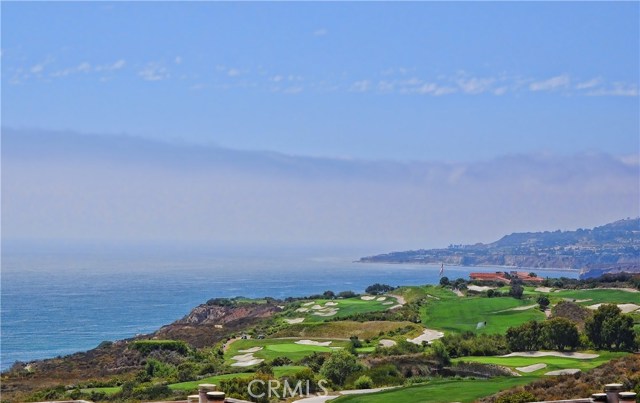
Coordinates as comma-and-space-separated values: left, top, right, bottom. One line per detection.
456, 77, 495, 94
416, 83, 456, 96
529, 74, 570, 91
270, 75, 284, 82
175, 56, 182, 65
313, 28, 328, 37
587, 82, 638, 97
50, 59, 126, 78
575, 77, 601, 90
283, 86, 303, 94
30, 64, 45, 74
227, 68, 241, 77
493, 87, 508, 96
350, 80, 371, 92
138, 63, 169, 81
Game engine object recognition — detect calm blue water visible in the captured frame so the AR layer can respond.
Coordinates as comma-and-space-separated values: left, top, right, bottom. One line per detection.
0, 243, 578, 371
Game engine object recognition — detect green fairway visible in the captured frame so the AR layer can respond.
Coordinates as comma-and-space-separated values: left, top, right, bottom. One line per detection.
290, 297, 396, 323
80, 386, 121, 396
169, 366, 306, 391
332, 377, 536, 403
551, 289, 640, 305
169, 373, 254, 391
86, 366, 309, 395
453, 351, 627, 375
226, 338, 350, 364
421, 296, 545, 334
395, 285, 458, 303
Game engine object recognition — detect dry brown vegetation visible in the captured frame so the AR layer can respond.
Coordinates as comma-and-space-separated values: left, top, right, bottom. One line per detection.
271, 321, 421, 340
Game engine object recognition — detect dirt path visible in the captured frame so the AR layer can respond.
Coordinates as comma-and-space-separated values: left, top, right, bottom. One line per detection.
223, 337, 241, 352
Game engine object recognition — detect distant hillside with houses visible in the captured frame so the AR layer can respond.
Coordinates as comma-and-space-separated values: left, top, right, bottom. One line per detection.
360, 218, 640, 278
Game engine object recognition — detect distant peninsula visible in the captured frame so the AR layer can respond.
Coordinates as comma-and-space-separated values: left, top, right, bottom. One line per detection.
360, 218, 640, 278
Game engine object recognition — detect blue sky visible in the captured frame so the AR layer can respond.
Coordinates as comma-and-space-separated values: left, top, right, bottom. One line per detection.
3, 2, 638, 161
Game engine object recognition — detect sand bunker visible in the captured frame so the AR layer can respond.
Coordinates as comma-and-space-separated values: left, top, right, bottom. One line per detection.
516, 363, 547, 373
501, 304, 538, 312
325, 301, 339, 306
238, 347, 263, 353
311, 304, 324, 310
407, 329, 444, 345
588, 303, 640, 314
535, 287, 553, 293
501, 351, 599, 359
361, 296, 376, 301
388, 294, 407, 304
382, 301, 394, 305
285, 318, 305, 324
302, 301, 315, 306
231, 358, 264, 367
468, 285, 495, 292
296, 307, 310, 313
378, 339, 397, 347
376, 296, 387, 301
231, 349, 265, 367
388, 304, 403, 310
296, 339, 332, 347
313, 309, 338, 317
545, 369, 581, 376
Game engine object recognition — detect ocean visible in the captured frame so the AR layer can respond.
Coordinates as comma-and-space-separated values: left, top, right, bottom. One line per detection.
0, 242, 579, 371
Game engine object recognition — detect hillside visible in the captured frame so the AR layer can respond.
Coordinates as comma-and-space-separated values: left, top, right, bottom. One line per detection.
359, 218, 640, 275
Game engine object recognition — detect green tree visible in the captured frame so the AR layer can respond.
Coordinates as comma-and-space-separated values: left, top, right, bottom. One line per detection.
585, 304, 636, 350
439, 277, 450, 287
542, 318, 579, 351
506, 321, 543, 351
320, 349, 362, 386
428, 340, 451, 365
509, 284, 524, 299
536, 295, 550, 310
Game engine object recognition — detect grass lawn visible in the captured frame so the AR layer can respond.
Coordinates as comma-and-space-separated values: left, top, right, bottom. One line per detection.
80, 386, 121, 396
395, 286, 458, 303
89, 366, 309, 395
332, 377, 536, 403
453, 351, 627, 376
169, 366, 306, 391
289, 297, 395, 323
421, 296, 545, 334
551, 289, 640, 305
225, 338, 350, 364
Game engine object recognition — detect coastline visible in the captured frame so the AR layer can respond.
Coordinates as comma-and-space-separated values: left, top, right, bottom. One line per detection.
355, 260, 581, 272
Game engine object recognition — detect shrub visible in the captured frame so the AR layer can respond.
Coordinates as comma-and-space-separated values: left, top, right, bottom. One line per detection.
131, 340, 190, 355
354, 375, 374, 389
365, 283, 396, 295
320, 349, 362, 386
